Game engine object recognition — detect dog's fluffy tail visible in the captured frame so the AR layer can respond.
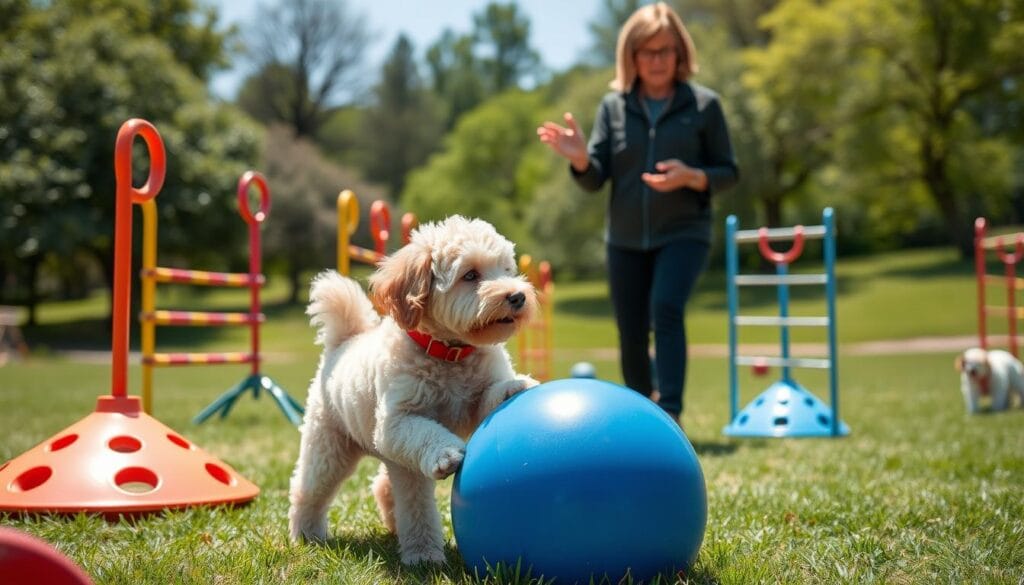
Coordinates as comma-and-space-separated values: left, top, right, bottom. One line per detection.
307, 270, 379, 348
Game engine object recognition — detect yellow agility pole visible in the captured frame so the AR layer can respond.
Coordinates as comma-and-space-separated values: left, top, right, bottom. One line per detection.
337, 190, 359, 275
141, 199, 158, 413
337, 191, 404, 275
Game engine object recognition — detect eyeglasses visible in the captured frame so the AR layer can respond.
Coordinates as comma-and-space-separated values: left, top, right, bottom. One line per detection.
635, 46, 676, 62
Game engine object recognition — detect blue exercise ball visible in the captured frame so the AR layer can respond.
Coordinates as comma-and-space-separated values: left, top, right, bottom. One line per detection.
451, 378, 707, 583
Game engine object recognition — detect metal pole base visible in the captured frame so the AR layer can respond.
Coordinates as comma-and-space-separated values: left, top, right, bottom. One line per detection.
193, 373, 304, 426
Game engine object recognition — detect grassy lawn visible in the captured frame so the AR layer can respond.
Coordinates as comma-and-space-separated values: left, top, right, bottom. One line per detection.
1, 247, 1022, 583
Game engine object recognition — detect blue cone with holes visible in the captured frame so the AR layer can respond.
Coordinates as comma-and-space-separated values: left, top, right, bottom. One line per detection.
723, 379, 849, 438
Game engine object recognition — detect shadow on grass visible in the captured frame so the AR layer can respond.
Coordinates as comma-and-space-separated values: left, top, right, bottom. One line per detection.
690, 439, 741, 457
324, 533, 477, 581
874, 254, 974, 279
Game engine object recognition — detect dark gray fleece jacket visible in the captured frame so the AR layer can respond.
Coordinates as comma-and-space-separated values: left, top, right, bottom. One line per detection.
571, 81, 739, 250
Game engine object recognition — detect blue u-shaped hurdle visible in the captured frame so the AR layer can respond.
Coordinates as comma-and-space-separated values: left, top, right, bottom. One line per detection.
723, 207, 849, 438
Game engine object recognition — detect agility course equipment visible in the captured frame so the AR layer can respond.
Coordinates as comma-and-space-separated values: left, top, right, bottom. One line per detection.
0, 119, 259, 515
723, 207, 849, 438
973, 217, 1024, 357
517, 255, 554, 381
140, 171, 302, 426
0, 527, 94, 584
336, 190, 416, 275
453, 378, 706, 582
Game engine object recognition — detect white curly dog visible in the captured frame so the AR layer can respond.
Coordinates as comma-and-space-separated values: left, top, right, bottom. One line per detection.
955, 347, 1024, 413
288, 216, 539, 565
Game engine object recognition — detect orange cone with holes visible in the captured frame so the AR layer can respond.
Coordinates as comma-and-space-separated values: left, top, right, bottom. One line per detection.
0, 119, 258, 515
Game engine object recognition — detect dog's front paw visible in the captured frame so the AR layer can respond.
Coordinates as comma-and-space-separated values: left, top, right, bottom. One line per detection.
517, 375, 541, 392
400, 543, 447, 565
426, 446, 465, 479
502, 376, 538, 401
289, 509, 328, 544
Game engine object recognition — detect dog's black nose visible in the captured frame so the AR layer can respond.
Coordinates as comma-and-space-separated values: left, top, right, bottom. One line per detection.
507, 292, 526, 310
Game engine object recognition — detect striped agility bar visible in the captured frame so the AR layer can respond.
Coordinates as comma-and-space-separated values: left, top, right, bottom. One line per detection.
139, 172, 302, 425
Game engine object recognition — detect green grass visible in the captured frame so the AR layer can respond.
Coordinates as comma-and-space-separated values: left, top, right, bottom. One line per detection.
2, 247, 1023, 583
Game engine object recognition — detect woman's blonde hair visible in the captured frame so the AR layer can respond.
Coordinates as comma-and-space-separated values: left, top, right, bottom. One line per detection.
610, 2, 699, 92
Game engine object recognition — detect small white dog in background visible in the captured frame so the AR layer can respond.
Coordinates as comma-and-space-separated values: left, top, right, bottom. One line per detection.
288, 216, 539, 565
955, 347, 1024, 413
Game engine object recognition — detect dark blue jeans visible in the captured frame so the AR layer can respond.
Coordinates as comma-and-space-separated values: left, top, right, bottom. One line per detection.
606, 238, 709, 416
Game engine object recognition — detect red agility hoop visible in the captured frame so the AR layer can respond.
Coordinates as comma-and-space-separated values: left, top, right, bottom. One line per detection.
994, 234, 1024, 265
237, 171, 271, 225
758, 226, 805, 265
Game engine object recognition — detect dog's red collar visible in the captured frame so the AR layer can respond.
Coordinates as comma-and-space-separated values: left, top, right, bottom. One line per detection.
406, 330, 476, 362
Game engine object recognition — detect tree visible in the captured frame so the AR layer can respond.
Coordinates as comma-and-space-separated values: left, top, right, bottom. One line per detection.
850, 0, 1024, 255
426, 2, 542, 129
473, 2, 542, 91
734, 0, 852, 229
400, 91, 546, 248
586, 0, 645, 66
526, 69, 616, 278
243, 0, 368, 138
0, 0, 260, 324
426, 29, 488, 128
358, 35, 445, 198
259, 125, 386, 303
680, 0, 778, 47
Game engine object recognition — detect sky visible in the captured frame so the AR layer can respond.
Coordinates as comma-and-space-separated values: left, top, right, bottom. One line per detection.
206, 0, 600, 101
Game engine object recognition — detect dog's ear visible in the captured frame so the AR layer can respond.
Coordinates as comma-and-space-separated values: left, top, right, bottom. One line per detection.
369, 242, 432, 330
954, 355, 963, 372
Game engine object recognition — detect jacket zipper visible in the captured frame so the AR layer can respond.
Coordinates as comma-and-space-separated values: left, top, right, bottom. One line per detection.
644, 126, 656, 249
642, 96, 665, 250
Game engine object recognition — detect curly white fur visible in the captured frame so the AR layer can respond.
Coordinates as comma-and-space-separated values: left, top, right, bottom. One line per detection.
288, 216, 539, 565
955, 347, 1024, 414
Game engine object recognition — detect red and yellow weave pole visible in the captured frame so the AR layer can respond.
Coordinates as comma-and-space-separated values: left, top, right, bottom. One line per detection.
113, 119, 166, 401
517, 255, 554, 381
975, 217, 1024, 357
336, 191, 417, 276
139, 170, 271, 414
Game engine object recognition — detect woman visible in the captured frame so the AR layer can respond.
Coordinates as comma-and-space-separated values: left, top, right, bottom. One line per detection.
537, 2, 739, 423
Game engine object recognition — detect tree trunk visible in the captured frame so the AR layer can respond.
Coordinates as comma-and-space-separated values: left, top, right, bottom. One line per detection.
762, 195, 783, 228
90, 246, 116, 333
921, 135, 972, 258
288, 265, 302, 305
25, 255, 40, 327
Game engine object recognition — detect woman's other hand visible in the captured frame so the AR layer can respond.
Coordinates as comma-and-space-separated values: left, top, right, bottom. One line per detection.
537, 112, 590, 172
642, 159, 708, 192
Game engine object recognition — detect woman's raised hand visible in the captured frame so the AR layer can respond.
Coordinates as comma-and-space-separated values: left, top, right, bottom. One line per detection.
537, 112, 589, 172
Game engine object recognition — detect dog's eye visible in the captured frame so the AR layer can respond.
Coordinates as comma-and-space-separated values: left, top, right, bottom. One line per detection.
462, 269, 480, 282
